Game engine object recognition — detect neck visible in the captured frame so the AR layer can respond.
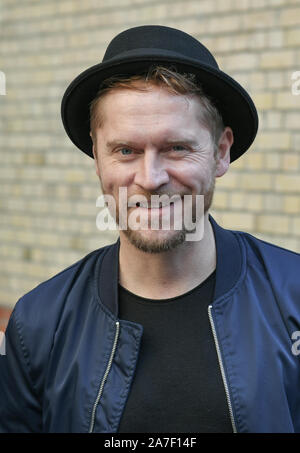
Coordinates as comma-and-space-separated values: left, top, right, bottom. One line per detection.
118, 214, 216, 299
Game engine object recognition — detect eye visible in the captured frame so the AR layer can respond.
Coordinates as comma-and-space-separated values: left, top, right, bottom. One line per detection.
119, 148, 133, 155
171, 145, 188, 152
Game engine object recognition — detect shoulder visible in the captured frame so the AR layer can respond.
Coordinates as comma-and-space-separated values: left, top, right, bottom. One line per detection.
235, 230, 299, 283
234, 230, 300, 325
5, 243, 114, 387
236, 230, 299, 268
16, 244, 110, 316
8, 243, 112, 354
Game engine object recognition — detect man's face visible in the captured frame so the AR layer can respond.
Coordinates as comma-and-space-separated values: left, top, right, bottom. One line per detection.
92, 83, 231, 253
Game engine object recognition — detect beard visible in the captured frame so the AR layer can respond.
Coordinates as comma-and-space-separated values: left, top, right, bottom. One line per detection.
98, 149, 217, 253
108, 175, 216, 254
123, 178, 215, 253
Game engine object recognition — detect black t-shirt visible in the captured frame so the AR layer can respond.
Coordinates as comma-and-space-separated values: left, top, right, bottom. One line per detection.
117, 270, 233, 433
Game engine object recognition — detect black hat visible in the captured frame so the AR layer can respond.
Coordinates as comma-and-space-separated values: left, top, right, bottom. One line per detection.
61, 25, 258, 162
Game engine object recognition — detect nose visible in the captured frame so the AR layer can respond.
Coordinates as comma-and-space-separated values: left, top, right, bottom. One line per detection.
133, 150, 169, 191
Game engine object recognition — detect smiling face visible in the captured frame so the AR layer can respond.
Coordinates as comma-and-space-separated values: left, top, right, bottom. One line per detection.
91, 82, 232, 253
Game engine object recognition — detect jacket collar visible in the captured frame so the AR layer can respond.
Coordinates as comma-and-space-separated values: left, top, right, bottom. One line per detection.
95, 215, 243, 317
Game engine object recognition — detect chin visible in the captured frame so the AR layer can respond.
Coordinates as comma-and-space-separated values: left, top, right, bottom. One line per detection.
123, 228, 186, 254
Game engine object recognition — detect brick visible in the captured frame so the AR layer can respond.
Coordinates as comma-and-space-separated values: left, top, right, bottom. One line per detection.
170, 0, 214, 16
279, 8, 300, 27
293, 133, 300, 150
215, 0, 235, 12
229, 193, 263, 212
65, 169, 87, 184
267, 30, 284, 48
260, 50, 295, 69
283, 195, 300, 214
256, 132, 291, 150
252, 93, 274, 110
231, 73, 251, 90
215, 173, 239, 190
220, 212, 255, 232
249, 32, 267, 50
219, 53, 258, 71
275, 174, 300, 192
244, 152, 264, 170
211, 35, 246, 53
264, 111, 282, 129
0, 244, 24, 259
265, 153, 282, 171
285, 28, 300, 46
231, 0, 250, 10
211, 191, 229, 209
230, 155, 245, 170
240, 173, 273, 191
257, 214, 290, 234
74, 201, 97, 217
250, 72, 266, 90
291, 217, 300, 237
285, 112, 300, 128
241, 10, 276, 31
25, 152, 46, 165
275, 91, 300, 109
282, 153, 300, 171
265, 71, 285, 89
247, 194, 264, 212
263, 194, 283, 212
268, 0, 288, 6
207, 15, 241, 34
229, 193, 244, 209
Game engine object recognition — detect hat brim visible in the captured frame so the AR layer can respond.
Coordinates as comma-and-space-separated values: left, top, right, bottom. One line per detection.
61, 50, 259, 162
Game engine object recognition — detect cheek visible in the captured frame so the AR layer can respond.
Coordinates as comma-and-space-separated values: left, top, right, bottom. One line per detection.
98, 160, 133, 195
171, 159, 214, 193
95, 158, 113, 193
99, 171, 118, 194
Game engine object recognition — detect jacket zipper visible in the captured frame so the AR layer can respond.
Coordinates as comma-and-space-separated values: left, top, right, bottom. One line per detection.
208, 305, 237, 433
88, 321, 120, 433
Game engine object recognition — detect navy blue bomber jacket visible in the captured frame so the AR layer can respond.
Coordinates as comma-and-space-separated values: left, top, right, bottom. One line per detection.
0, 216, 300, 433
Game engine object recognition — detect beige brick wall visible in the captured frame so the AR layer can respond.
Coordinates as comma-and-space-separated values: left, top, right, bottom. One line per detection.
0, 0, 300, 311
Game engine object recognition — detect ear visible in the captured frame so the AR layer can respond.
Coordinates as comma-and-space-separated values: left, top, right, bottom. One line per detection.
215, 127, 234, 178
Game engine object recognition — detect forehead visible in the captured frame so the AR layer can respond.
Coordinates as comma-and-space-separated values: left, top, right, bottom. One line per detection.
97, 84, 206, 131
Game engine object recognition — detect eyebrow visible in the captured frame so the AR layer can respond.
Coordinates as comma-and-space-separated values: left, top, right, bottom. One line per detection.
164, 138, 199, 146
106, 138, 199, 150
106, 140, 138, 150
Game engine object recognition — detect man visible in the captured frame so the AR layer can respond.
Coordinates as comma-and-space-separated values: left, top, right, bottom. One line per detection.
0, 25, 299, 433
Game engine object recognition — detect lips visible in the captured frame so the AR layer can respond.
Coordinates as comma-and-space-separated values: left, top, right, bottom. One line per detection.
135, 201, 175, 208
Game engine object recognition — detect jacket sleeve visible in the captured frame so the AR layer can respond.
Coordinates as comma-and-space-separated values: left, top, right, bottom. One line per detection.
0, 304, 43, 432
